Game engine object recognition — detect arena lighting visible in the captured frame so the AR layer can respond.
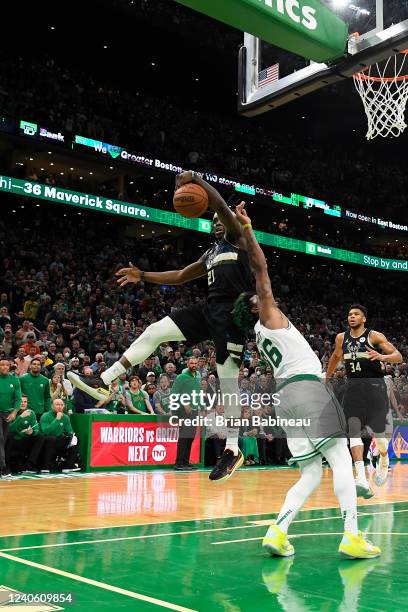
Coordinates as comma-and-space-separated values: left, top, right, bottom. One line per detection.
349, 4, 370, 15
332, 0, 350, 7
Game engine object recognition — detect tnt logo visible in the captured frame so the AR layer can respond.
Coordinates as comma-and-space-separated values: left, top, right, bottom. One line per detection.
152, 444, 167, 462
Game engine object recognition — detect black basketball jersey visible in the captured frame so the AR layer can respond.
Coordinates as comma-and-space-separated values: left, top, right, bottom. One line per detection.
342, 328, 383, 379
200, 237, 253, 301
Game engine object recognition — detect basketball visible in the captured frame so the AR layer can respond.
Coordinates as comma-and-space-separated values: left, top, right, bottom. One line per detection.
173, 183, 209, 218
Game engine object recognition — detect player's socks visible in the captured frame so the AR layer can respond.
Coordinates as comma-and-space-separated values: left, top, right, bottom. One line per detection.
339, 531, 381, 559
101, 362, 126, 385
262, 524, 295, 557
354, 460, 367, 483
374, 453, 389, 486
225, 439, 239, 456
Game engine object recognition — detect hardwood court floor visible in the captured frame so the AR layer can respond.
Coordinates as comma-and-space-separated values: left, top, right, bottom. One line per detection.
0, 463, 408, 611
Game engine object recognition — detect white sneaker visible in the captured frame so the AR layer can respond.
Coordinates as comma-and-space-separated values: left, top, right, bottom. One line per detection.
374, 455, 389, 487
355, 480, 374, 499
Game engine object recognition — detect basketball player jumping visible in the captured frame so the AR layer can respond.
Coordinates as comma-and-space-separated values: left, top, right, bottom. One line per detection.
232, 203, 379, 559
326, 305, 402, 498
69, 171, 253, 481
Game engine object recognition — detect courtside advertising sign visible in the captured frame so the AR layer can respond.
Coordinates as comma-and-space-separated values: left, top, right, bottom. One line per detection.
90, 421, 201, 467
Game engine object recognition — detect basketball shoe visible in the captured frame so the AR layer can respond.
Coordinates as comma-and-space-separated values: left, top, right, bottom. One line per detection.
67, 372, 111, 402
373, 454, 389, 486
339, 532, 381, 559
262, 524, 295, 557
209, 448, 244, 482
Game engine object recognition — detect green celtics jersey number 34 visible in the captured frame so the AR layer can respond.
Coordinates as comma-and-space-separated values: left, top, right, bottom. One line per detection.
254, 319, 323, 381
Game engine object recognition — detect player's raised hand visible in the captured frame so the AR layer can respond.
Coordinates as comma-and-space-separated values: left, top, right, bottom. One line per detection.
366, 348, 384, 361
235, 202, 251, 226
175, 171, 194, 190
116, 262, 142, 287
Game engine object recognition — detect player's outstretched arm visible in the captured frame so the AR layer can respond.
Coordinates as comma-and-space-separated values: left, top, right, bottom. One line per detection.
176, 171, 244, 242
116, 260, 207, 287
325, 333, 344, 380
367, 332, 403, 363
235, 203, 287, 330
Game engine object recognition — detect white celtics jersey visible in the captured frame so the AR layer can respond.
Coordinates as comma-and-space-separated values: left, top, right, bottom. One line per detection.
254, 319, 323, 380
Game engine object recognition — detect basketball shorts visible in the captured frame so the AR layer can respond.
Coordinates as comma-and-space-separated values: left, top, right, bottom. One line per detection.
169, 298, 245, 364
276, 377, 347, 465
342, 379, 389, 435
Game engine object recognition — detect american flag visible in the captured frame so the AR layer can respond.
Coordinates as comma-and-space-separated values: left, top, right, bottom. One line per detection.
258, 63, 279, 88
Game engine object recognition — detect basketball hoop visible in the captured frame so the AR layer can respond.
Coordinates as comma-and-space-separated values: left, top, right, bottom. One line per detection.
353, 49, 408, 140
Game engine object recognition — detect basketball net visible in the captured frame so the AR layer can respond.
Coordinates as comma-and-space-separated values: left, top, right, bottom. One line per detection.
353, 44, 408, 140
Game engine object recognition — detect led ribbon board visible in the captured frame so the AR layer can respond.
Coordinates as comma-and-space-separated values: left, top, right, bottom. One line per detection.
0, 175, 406, 271
176, 0, 348, 62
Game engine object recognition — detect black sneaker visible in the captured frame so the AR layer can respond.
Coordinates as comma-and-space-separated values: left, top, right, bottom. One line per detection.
209, 449, 244, 482
1, 467, 12, 478
67, 371, 110, 401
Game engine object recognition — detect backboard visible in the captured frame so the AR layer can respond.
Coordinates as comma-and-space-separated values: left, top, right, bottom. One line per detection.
238, 0, 408, 116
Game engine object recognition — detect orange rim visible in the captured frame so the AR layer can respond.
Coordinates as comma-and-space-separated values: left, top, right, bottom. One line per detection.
354, 73, 408, 82
352, 49, 408, 83
354, 50, 408, 82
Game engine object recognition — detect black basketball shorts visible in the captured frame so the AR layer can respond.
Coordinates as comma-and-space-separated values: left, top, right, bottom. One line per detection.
169, 298, 245, 364
342, 379, 389, 435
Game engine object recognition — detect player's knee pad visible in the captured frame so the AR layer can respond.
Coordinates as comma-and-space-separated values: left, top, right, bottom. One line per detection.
375, 438, 389, 454
150, 316, 185, 342
349, 437, 364, 449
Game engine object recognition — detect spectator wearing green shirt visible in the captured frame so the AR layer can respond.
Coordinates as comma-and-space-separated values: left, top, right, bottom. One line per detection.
95, 378, 127, 413
19, 358, 52, 419
126, 376, 154, 414
40, 398, 80, 472
7, 395, 49, 473
172, 357, 201, 471
0, 359, 22, 476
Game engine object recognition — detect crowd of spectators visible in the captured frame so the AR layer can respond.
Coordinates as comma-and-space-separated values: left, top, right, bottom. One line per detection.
0, 202, 407, 474
1, 43, 408, 222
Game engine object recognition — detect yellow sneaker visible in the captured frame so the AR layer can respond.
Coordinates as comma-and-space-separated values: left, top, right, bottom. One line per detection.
339, 531, 381, 559
262, 524, 295, 557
